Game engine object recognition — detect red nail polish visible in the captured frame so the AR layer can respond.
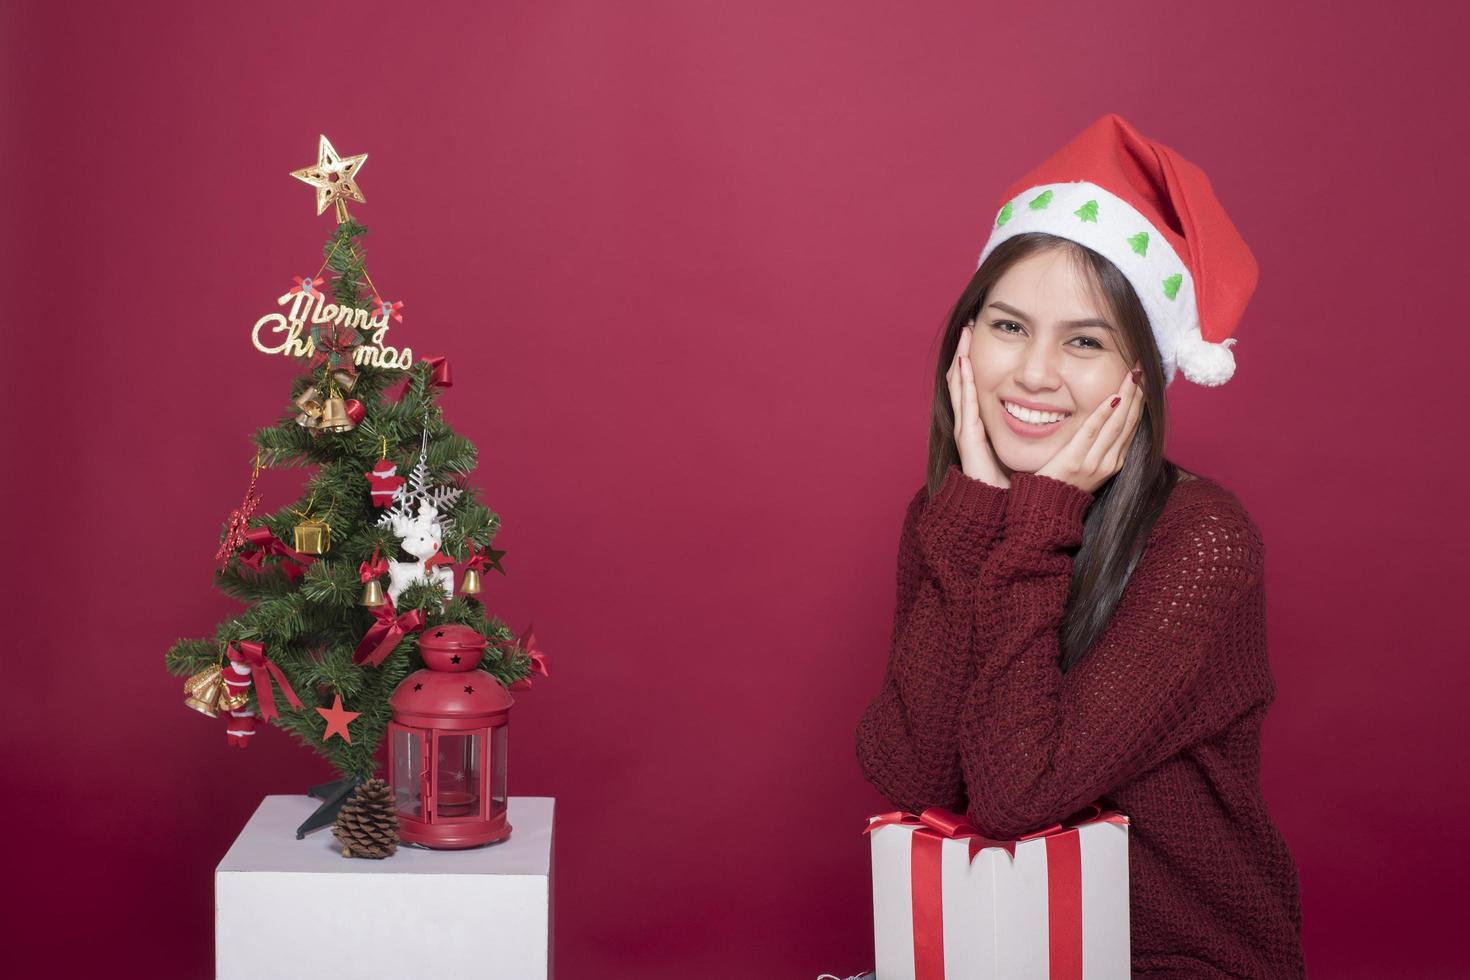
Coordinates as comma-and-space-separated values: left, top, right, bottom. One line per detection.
1110, 396, 1121, 407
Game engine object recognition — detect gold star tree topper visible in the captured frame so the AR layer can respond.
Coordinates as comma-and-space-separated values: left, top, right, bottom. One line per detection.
290, 135, 367, 222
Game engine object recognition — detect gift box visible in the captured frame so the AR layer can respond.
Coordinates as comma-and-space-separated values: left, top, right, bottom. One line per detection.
865, 804, 1130, 980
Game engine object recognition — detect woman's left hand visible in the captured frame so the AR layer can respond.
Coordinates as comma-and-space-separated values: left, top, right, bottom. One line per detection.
1035, 364, 1145, 495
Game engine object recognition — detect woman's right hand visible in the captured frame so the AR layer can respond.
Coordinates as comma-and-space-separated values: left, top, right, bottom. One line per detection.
947, 321, 1010, 489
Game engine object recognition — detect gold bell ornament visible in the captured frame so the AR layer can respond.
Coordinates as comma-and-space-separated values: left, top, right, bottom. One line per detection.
318, 395, 355, 434
460, 567, 482, 596
460, 543, 490, 596
360, 544, 388, 607
183, 664, 225, 717
294, 386, 325, 429
217, 677, 249, 712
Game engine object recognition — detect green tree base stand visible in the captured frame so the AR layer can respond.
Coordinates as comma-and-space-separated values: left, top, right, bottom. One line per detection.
296, 776, 366, 839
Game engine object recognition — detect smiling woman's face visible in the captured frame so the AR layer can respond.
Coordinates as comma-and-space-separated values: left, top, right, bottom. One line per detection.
970, 247, 1135, 477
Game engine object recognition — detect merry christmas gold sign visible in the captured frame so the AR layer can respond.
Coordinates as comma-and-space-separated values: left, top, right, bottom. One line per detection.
251, 288, 413, 370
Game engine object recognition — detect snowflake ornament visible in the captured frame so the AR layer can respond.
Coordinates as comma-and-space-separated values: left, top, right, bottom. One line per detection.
378, 428, 465, 603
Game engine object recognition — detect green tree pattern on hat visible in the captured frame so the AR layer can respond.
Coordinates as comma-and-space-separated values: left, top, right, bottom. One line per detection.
1162, 273, 1182, 300
1128, 232, 1150, 256
1028, 190, 1053, 210
996, 201, 1013, 228
1074, 200, 1099, 222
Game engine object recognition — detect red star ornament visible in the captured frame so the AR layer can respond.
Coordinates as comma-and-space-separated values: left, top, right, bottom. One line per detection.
316, 693, 361, 744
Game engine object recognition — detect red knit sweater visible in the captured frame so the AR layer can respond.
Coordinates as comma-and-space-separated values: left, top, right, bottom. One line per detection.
856, 465, 1305, 978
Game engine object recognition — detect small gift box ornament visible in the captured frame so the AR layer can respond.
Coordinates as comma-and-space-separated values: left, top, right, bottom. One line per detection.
292, 517, 330, 555
866, 805, 1131, 980
290, 494, 335, 556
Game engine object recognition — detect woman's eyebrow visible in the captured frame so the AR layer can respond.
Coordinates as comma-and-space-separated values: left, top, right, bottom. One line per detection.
986, 300, 1116, 332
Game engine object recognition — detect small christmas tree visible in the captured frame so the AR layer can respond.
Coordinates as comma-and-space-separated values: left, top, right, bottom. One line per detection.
165, 138, 543, 832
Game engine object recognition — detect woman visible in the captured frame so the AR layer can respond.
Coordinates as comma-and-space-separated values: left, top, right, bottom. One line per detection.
855, 114, 1306, 978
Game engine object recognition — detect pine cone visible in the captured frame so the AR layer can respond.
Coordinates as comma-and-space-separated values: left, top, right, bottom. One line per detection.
332, 777, 400, 859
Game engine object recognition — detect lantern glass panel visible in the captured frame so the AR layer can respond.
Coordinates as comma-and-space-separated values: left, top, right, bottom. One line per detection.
491, 724, 508, 815
435, 732, 483, 821
393, 727, 424, 818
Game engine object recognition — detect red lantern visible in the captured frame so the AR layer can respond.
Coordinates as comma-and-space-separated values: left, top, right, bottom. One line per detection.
387, 625, 513, 848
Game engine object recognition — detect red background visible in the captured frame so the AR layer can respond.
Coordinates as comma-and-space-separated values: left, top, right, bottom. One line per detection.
3, 2, 1464, 977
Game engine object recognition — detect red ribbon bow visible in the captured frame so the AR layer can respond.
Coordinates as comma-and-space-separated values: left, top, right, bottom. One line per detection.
289, 274, 324, 297
464, 543, 488, 574
238, 527, 315, 580
359, 547, 388, 583
353, 598, 427, 668
421, 354, 452, 388
309, 321, 360, 373
864, 804, 1126, 980
226, 641, 304, 722
501, 624, 549, 691
389, 355, 454, 403
423, 548, 455, 572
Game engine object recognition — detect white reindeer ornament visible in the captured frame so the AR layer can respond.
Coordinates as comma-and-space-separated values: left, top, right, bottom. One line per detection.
377, 431, 464, 605
386, 501, 455, 604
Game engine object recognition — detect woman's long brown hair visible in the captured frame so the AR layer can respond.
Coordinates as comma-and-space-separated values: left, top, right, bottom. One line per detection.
925, 232, 1188, 673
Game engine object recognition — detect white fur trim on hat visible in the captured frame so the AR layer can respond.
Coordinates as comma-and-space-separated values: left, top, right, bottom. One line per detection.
977, 181, 1236, 387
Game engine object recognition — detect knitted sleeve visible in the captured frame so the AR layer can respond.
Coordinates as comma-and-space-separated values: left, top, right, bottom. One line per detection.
958, 471, 1264, 840
855, 465, 1008, 813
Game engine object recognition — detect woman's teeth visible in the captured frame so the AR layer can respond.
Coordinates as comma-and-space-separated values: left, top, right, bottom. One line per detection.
1003, 401, 1070, 425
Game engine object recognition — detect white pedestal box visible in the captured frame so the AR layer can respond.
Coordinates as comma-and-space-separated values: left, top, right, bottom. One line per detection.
216, 794, 555, 980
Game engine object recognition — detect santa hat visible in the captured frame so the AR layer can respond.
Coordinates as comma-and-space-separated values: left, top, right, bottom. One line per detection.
977, 113, 1257, 387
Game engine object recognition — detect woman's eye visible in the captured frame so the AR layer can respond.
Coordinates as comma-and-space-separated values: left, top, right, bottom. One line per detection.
992, 321, 1104, 351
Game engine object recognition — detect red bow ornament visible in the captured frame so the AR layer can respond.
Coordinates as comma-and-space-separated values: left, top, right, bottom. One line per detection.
289, 274, 325, 298
238, 527, 315, 580
372, 295, 404, 323
464, 543, 488, 574
389, 355, 453, 403
309, 321, 361, 374
464, 542, 507, 576
226, 641, 304, 722
359, 548, 389, 583
501, 624, 549, 691
353, 598, 427, 668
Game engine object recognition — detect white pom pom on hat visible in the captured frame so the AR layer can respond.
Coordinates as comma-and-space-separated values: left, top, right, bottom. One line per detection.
977, 113, 1258, 388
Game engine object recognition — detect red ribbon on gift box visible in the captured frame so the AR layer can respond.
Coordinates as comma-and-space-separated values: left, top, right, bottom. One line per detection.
863, 804, 1127, 980
353, 598, 426, 667
226, 640, 303, 722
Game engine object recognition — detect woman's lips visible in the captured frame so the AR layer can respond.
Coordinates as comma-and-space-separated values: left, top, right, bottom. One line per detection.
998, 401, 1069, 439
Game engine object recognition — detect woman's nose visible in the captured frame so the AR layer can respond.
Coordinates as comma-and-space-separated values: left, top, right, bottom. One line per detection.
1017, 342, 1062, 387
